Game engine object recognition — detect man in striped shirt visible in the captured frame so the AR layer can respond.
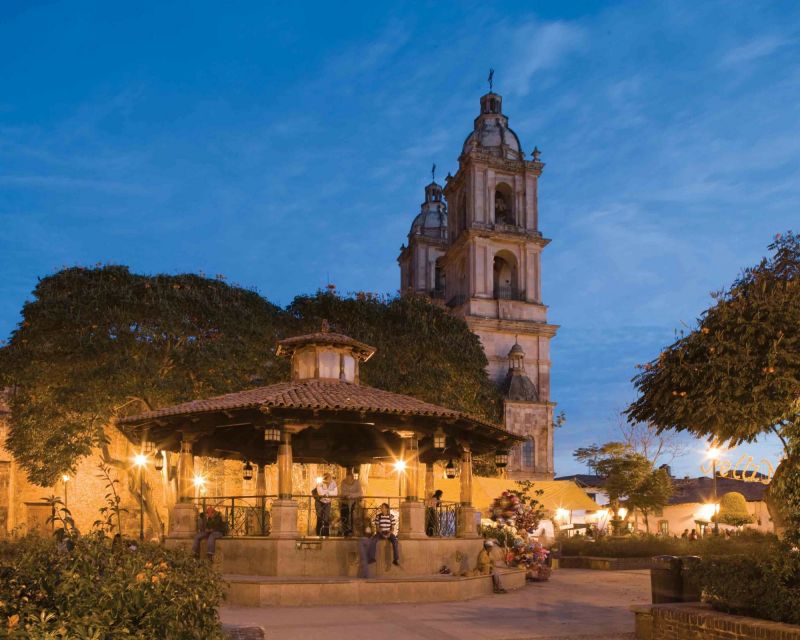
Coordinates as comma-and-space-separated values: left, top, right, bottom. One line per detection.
367, 502, 400, 566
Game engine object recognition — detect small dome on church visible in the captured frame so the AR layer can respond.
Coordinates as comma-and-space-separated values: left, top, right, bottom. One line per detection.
462, 92, 523, 160
409, 180, 447, 239
508, 342, 525, 358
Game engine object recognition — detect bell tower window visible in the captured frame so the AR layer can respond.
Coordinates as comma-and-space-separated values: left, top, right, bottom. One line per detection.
493, 250, 519, 300
494, 183, 514, 225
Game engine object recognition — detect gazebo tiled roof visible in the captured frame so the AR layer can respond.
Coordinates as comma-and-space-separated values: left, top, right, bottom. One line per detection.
118, 328, 522, 464
275, 331, 376, 360
118, 379, 499, 432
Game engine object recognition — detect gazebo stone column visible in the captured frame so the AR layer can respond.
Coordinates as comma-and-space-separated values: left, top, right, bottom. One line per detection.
170, 436, 198, 538
398, 432, 426, 540
457, 445, 479, 538
425, 463, 435, 502
271, 430, 298, 539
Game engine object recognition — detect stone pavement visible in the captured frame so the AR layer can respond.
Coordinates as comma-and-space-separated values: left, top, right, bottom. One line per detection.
220, 568, 651, 640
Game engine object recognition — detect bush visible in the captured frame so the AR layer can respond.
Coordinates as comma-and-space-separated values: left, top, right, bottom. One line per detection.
560, 531, 778, 558
0, 533, 226, 639
699, 545, 800, 624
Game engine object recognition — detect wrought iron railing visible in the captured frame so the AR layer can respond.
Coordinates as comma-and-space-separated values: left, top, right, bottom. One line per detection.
425, 502, 458, 537
295, 495, 403, 537
191, 495, 461, 538
194, 495, 275, 536
494, 285, 525, 301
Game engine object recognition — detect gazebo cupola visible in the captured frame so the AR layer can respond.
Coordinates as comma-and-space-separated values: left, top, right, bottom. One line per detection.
275, 321, 376, 384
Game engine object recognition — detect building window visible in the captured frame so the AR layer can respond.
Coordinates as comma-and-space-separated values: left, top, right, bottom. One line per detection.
494, 184, 514, 225
522, 438, 535, 468
493, 251, 519, 300
658, 520, 669, 536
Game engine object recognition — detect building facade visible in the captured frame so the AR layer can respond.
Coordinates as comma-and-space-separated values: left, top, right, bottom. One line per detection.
399, 90, 558, 480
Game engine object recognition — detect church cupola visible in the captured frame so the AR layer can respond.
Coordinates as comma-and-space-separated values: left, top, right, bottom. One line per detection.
408, 167, 447, 240
501, 341, 538, 402
276, 322, 376, 384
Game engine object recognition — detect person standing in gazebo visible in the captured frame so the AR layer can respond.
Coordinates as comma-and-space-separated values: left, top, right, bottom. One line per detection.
315, 472, 338, 537
339, 469, 363, 537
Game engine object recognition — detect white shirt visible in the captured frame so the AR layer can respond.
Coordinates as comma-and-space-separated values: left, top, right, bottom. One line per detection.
316, 480, 338, 502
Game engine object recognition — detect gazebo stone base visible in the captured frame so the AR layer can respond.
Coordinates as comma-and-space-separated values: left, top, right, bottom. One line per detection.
225, 568, 526, 607
210, 536, 488, 578
456, 506, 480, 538
268, 500, 299, 539
398, 501, 427, 539
169, 502, 200, 538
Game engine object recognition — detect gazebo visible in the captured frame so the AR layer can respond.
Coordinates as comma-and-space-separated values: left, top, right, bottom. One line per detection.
119, 326, 525, 597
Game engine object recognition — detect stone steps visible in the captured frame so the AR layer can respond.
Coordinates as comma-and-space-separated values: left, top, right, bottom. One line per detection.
224, 568, 526, 606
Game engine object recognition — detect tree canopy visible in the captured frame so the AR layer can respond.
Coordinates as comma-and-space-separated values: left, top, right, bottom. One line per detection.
0, 267, 502, 485
574, 441, 673, 532
626, 232, 800, 449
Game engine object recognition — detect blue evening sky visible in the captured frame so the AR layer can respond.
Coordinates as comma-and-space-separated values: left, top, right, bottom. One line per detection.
1, 1, 797, 478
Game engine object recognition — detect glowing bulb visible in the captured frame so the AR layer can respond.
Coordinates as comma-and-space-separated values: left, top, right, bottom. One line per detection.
193, 475, 206, 488
133, 454, 147, 467
594, 508, 608, 520
315, 476, 323, 485
617, 507, 628, 519
555, 507, 570, 521
61, 474, 70, 483
393, 459, 407, 473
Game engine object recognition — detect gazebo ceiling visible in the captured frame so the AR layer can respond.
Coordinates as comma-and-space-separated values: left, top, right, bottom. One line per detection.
117, 378, 522, 465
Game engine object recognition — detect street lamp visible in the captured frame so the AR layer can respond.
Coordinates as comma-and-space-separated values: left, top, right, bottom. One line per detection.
393, 459, 407, 473
154, 451, 164, 472
706, 445, 722, 534
445, 459, 457, 479
133, 454, 147, 541
495, 450, 509, 469
263, 425, 281, 442
61, 474, 70, 510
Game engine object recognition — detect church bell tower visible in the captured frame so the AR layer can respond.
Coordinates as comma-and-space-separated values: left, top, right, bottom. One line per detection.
400, 84, 558, 480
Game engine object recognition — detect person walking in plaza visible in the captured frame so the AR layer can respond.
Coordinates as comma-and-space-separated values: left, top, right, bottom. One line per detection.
368, 502, 400, 566
339, 469, 363, 537
315, 472, 338, 536
192, 506, 227, 561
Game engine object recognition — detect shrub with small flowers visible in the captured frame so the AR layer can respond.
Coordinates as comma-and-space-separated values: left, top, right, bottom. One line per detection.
0, 532, 225, 639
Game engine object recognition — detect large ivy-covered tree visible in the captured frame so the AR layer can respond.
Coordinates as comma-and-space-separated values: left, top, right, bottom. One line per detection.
0, 266, 288, 485
0, 268, 503, 486
626, 232, 800, 540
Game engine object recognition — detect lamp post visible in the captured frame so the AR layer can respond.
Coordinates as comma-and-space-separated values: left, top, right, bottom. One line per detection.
61, 474, 70, 510
707, 445, 721, 534
133, 453, 147, 541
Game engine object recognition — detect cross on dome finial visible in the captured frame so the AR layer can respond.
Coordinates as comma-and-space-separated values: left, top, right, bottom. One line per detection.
488, 68, 494, 92
431, 163, 436, 183
532, 146, 541, 162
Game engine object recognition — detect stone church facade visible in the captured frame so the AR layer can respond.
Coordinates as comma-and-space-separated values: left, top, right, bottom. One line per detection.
399, 90, 558, 480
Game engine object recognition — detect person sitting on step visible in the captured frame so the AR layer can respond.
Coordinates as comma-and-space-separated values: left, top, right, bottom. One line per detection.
470, 540, 506, 593
367, 503, 400, 566
192, 506, 228, 561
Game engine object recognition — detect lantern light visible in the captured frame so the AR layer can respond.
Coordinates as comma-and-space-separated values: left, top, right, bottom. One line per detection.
154, 452, 164, 472
433, 429, 447, 450
445, 459, 457, 479
141, 438, 155, 455
264, 426, 281, 442
242, 461, 254, 481
495, 450, 509, 468
352, 467, 360, 481
393, 459, 407, 473
193, 475, 206, 489
133, 453, 147, 467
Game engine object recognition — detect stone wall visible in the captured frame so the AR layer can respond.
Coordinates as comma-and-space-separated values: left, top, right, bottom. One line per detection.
632, 603, 800, 640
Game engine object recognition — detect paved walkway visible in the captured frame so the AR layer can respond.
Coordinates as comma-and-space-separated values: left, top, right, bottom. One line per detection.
220, 568, 651, 640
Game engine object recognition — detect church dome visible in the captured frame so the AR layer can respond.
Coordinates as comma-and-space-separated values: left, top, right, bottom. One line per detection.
409, 180, 447, 240
461, 92, 523, 160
